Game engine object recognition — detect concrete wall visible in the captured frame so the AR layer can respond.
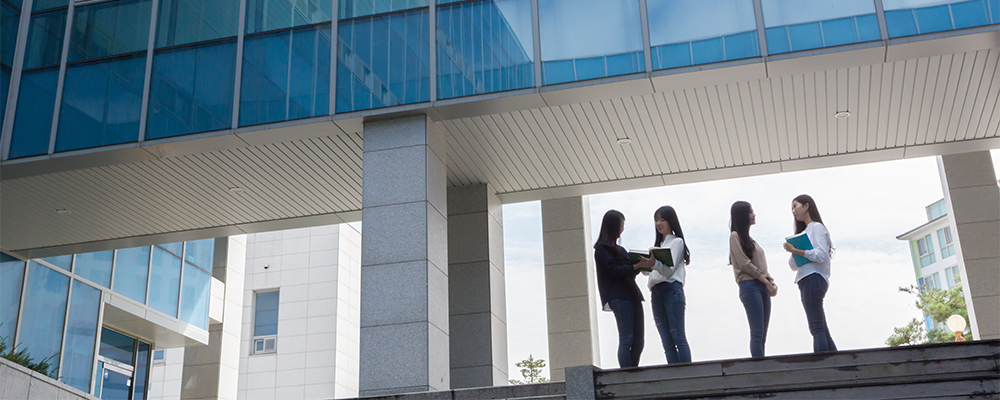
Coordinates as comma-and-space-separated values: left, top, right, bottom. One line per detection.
0, 357, 96, 400
148, 348, 185, 400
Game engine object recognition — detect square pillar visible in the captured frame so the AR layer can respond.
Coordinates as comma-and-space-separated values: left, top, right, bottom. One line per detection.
938, 152, 1000, 340
541, 196, 600, 381
180, 235, 247, 400
447, 184, 508, 388
359, 115, 450, 396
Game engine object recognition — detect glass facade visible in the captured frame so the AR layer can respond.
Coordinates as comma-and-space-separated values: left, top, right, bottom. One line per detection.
436, 0, 534, 99
10, 9, 64, 159
762, 0, 880, 55
113, 246, 150, 303
74, 250, 113, 288
539, 0, 643, 85
1, 0, 18, 128
19, 262, 69, 375
336, 4, 430, 113
254, 290, 279, 336
149, 244, 182, 317
246, 0, 332, 34
647, 0, 759, 70
62, 280, 101, 392
0, 254, 24, 342
884, 0, 999, 38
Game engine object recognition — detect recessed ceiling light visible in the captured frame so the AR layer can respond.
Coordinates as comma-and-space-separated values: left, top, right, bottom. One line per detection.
228, 187, 245, 193
56, 209, 71, 215
617, 138, 632, 145
834, 111, 851, 119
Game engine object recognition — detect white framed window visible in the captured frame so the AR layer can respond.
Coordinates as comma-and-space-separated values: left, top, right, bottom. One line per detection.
152, 349, 165, 365
937, 227, 955, 259
252, 290, 279, 355
916, 234, 936, 267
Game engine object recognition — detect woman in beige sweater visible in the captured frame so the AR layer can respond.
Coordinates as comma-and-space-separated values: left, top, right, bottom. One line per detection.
729, 201, 778, 358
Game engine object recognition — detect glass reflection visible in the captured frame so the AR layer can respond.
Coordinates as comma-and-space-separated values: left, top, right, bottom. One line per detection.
148, 245, 181, 317
155, 0, 239, 48
240, 25, 331, 126
0, 254, 25, 342
73, 250, 113, 288
56, 55, 145, 152
10, 68, 58, 159
179, 263, 210, 329
61, 280, 100, 392
19, 262, 69, 376
762, 0, 880, 55
146, 40, 236, 139
40, 254, 72, 271
1, 2, 18, 66
883, 0, 999, 38
22, 10, 65, 69
436, 0, 534, 99
68, 0, 151, 62
538, 0, 643, 85
647, 0, 759, 70
246, 0, 332, 34
113, 246, 150, 304
339, 0, 429, 20
336, 7, 430, 113
254, 291, 279, 336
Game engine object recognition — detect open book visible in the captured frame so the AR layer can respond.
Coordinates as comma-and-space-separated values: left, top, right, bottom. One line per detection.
785, 232, 814, 267
628, 248, 673, 272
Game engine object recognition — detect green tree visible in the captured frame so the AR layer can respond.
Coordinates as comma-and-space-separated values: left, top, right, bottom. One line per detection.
509, 355, 549, 385
886, 283, 971, 346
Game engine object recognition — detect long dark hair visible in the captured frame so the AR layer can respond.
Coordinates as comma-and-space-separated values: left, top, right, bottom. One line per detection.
595, 210, 625, 249
653, 206, 690, 265
793, 194, 825, 234
730, 201, 755, 259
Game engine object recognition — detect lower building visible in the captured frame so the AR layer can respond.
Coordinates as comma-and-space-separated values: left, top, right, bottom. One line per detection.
896, 198, 962, 332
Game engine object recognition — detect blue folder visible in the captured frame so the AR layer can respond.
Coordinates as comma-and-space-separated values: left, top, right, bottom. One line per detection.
786, 232, 814, 267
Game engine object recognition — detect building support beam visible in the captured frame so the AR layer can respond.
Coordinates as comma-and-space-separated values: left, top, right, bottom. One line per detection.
938, 151, 1000, 340
447, 183, 508, 388
180, 235, 247, 400
359, 116, 450, 396
541, 196, 600, 381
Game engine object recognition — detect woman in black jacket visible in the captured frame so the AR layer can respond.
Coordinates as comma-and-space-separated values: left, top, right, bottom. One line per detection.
595, 210, 653, 368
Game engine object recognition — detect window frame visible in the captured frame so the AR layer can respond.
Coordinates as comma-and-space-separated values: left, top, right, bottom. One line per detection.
251, 289, 279, 355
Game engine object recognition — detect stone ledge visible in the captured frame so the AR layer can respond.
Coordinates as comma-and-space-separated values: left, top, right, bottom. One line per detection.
0, 357, 97, 400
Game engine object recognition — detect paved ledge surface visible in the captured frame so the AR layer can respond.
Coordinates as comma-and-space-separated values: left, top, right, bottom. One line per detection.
0, 357, 97, 400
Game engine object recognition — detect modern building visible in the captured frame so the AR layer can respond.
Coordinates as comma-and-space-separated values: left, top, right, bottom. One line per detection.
2, 0, 999, 398
896, 198, 962, 332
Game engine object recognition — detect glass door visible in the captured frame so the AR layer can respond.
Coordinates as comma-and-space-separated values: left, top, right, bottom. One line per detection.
93, 358, 133, 400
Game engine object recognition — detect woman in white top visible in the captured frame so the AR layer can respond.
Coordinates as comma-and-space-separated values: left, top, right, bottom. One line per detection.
644, 206, 692, 363
782, 194, 837, 353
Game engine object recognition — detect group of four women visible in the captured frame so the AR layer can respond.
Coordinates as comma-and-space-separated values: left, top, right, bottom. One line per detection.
594, 194, 837, 368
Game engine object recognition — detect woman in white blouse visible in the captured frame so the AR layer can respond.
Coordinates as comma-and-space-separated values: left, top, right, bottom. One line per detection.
783, 194, 837, 353
644, 206, 692, 363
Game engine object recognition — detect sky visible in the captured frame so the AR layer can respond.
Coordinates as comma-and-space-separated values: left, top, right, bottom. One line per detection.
502, 149, 1000, 379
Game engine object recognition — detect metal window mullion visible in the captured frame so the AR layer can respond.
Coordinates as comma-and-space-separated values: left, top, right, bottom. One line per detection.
751, 0, 768, 58
2, 0, 34, 161
57, 275, 74, 381
232, 0, 248, 129
531, 0, 540, 87
89, 298, 105, 396
638, 0, 651, 73
12, 260, 29, 353
145, 245, 154, 305
329, 1, 338, 115
176, 243, 186, 319
285, 28, 293, 120
429, 1, 437, 103
108, 249, 117, 290
137, 0, 160, 142
48, 0, 77, 155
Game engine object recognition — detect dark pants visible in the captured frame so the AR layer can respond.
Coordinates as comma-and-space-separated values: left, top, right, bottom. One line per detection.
609, 299, 644, 368
739, 279, 771, 358
651, 281, 691, 363
798, 273, 837, 353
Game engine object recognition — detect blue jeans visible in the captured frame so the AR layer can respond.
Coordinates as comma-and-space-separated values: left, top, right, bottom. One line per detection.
609, 299, 644, 368
739, 279, 771, 358
798, 273, 837, 352
650, 281, 691, 363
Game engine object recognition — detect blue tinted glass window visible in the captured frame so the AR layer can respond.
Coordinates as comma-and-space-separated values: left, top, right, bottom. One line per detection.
146, 40, 236, 139
56, 55, 145, 152
0, 254, 25, 342
112, 246, 150, 303
155, 0, 239, 48
98, 328, 134, 365
647, 0, 759, 71
133, 341, 150, 400
336, 8, 430, 113
32, 0, 65, 12
1, 2, 18, 66
74, 250, 112, 288
41, 254, 72, 271
339, 0, 428, 19
68, 0, 151, 62
23, 10, 65, 69
254, 291, 278, 336
1, 66, 9, 130
762, 0, 878, 55
179, 263, 210, 329
883, 0, 998, 38
240, 25, 331, 126
160, 241, 182, 255
19, 262, 69, 374
246, 0, 332, 34
61, 280, 100, 392
436, 0, 534, 100
10, 68, 57, 158
183, 239, 214, 271
539, 0, 643, 85
148, 245, 181, 317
